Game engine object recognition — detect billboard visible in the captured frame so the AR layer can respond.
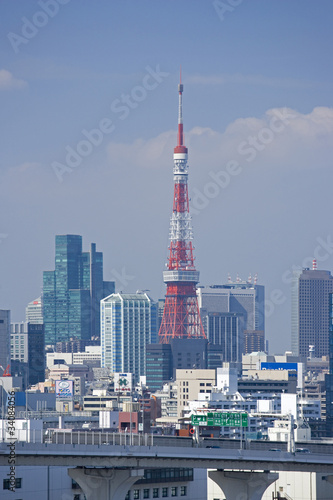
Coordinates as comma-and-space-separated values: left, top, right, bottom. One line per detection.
261, 362, 298, 371
114, 373, 132, 393
55, 380, 74, 399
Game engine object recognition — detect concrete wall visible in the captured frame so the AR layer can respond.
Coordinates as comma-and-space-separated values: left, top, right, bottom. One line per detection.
262, 471, 333, 500
207, 470, 333, 500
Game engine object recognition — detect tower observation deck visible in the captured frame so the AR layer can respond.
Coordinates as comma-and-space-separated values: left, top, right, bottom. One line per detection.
158, 73, 206, 343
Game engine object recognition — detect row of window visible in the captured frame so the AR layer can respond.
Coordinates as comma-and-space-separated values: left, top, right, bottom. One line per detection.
126, 486, 187, 499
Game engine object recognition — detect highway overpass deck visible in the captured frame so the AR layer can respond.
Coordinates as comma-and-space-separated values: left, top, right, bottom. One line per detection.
1, 441, 333, 473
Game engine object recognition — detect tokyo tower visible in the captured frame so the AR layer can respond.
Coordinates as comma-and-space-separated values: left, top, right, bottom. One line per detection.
158, 72, 206, 344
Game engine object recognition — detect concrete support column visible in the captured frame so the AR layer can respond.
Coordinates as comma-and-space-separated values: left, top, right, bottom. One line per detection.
208, 470, 279, 500
68, 467, 144, 500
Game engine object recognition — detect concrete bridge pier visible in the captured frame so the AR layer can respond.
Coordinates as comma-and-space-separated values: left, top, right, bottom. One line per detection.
68, 467, 144, 500
208, 469, 279, 500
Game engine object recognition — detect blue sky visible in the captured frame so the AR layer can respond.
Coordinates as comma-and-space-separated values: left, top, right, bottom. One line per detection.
1, 0, 333, 353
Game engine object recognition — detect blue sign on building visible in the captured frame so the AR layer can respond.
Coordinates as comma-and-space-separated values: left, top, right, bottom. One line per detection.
261, 362, 298, 371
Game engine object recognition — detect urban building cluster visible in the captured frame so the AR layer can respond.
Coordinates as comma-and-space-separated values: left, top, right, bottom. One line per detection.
1, 82, 333, 500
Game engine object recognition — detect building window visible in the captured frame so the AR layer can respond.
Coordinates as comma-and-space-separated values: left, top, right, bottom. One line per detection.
153, 488, 159, 498
180, 486, 187, 496
125, 492, 131, 500
3, 478, 22, 489
134, 490, 140, 499
171, 487, 177, 497
162, 487, 168, 497
143, 489, 150, 499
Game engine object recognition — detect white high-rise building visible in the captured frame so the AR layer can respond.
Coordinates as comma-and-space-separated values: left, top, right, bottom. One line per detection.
25, 297, 43, 324
100, 293, 157, 383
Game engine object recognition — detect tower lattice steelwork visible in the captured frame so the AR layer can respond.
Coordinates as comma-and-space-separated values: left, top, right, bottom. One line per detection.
158, 74, 206, 344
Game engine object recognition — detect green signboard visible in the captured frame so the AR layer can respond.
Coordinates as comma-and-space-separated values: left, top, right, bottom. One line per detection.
191, 412, 248, 427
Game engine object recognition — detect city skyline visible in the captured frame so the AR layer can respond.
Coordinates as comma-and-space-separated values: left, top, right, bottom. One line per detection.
1, 2, 333, 353
43, 234, 114, 344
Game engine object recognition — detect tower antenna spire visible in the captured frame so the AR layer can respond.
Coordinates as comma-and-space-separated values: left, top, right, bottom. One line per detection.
175, 67, 186, 151
159, 70, 206, 343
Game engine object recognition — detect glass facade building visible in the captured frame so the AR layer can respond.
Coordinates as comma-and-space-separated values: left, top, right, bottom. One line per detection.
101, 293, 157, 383
197, 282, 264, 358
28, 323, 45, 385
146, 343, 172, 392
201, 311, 244, 362
197, 283, 265, 333
43, 235, 114, 345
291, 268, 333, 357
10, 322, 45, 385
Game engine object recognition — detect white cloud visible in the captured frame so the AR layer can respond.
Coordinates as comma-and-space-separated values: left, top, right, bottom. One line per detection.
106, 106, 333, 172
107, 131, 175, 170
0, 69, 27, 90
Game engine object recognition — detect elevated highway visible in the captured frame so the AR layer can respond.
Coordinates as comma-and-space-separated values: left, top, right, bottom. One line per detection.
1, 441, 333, 472
1, 437, 333, 500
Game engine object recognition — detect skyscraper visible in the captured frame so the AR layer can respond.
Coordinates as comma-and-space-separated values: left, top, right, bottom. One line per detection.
197, 280, 265, 357
10, 322, 45, 386
28, 324, 45, 386
100, 292, 157, 383
43, 235, 114, 345
291, 261, 333, 358
200, 310, 244, 362
82, 243, 115, 340
25, 297, 43, 324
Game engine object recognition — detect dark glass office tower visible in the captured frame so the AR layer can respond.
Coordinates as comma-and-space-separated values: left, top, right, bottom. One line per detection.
28, 323, 45, 385
43, 235, 115, 345
291, 266, 333, 357
82, 243, 115, 339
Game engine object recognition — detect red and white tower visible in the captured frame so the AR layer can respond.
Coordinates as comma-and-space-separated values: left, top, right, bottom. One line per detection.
159, 73, 206, 343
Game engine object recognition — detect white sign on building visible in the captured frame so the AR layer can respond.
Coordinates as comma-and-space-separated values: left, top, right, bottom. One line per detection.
114, 372, 132, 393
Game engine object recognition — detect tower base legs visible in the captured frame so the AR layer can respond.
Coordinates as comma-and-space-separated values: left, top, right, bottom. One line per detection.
208, 469, 279, 500
68, 467, 144, 500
